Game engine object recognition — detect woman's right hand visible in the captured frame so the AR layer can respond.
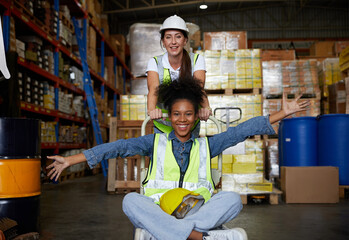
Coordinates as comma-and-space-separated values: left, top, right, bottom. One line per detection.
46, 155, 70, 181
148, 108, 163, 120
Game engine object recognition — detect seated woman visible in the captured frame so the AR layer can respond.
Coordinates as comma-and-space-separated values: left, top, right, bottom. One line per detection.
47, 78, 309, 240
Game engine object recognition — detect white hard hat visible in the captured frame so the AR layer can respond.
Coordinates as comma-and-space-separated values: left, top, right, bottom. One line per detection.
159, 15, 189, 34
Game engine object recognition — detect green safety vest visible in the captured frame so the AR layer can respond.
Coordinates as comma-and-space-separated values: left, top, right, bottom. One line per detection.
152, 53, 200, 133
142, 133, 215, 204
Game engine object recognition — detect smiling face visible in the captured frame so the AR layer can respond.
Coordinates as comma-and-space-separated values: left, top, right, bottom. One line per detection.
162, 29, 188, 58
169, 99, 198, 142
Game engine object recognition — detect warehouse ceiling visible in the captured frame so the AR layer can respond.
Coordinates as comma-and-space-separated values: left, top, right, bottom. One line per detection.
102, 0, 348, 26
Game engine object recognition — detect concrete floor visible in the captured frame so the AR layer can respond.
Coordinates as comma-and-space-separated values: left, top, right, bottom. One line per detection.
40, 174, 349, 240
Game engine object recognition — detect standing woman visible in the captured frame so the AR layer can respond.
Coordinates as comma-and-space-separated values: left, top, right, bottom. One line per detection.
146, 15, 211, 137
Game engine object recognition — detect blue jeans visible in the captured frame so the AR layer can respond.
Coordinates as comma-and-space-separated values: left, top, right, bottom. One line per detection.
122, 191, 243, 240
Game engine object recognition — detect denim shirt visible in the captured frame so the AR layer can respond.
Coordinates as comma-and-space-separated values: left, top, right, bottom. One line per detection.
83, 116, 275, 172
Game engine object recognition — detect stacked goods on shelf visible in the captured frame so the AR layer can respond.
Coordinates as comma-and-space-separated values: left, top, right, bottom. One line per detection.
58, 89, 73, 114
200, 94, 262, 135
9, 16, 16, 52
59, 5, 74, 48
203, 31, 247, 50
328, 81, 347, 113
72, 96, 85, 118
43, 81, 55, 110
87, 24, 98, 73
18, 71, 44, 107
204, 49, 262, 90
120, 95, 148, 120
110, 34, 126, 62
94, 91, 110, 125
17, 35, 43, 66
262, 60, 321, 133
59, 125, 86, 144
41, 0, 58, 36
70, 66, 84, 89
41, 121, 57, 143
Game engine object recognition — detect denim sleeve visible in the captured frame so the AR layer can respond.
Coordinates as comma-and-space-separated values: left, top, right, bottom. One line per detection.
209, 116, 275, 158
83, 134, 154, 169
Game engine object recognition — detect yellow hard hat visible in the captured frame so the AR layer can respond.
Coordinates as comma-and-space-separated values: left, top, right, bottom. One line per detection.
160, 188, 204, 219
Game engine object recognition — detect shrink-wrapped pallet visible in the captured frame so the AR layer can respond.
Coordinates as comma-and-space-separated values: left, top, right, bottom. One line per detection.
129, 23, 164, 77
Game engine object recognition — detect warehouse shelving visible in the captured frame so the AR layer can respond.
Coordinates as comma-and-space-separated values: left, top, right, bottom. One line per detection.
1, 0, 132, 159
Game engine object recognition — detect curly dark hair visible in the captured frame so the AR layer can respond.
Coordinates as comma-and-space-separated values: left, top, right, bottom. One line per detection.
157, 77, 206, 114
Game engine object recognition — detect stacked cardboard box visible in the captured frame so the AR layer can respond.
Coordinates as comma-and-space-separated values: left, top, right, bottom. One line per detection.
200, 94, 262, 136
204, 49, 262, 90
310, 41, 336, 57
263, 98, 320, 133
318, 58, 342, 100
110, 34, 126, 62
261, 49, 296, 61
94, 90, 109, 124
262, 59, 320, 97
333, 41, 349, 57
120, 95, 147, 120
204, 31, 247, 50
9, 17, 16, 52
87, 25, 98, 73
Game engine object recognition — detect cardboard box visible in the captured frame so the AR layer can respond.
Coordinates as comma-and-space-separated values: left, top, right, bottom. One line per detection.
261, 49, 296, 61
310, 41, 335, 57
333, 41, 349, 56
204, 31, 247, 50
281, 167, 339, 203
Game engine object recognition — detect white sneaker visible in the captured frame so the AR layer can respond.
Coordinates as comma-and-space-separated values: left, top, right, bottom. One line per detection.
134, 228, 156, 240
204, 228, 248, 240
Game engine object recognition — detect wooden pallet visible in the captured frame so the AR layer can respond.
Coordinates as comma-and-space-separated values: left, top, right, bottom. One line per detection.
107, 117, 153, 194
59, 170, 85, 182
240, 187, 282, 205
339, 185, 349, 199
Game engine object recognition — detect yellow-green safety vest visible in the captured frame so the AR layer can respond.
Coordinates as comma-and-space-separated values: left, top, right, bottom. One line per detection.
142, 133, 215, 204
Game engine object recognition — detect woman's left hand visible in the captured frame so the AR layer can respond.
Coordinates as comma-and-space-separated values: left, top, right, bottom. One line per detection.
282, 92, 311, 116
198, 107, 212, 121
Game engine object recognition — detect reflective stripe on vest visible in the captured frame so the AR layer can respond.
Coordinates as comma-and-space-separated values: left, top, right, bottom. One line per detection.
143, 133, 214, 204
153, 53, 200, 133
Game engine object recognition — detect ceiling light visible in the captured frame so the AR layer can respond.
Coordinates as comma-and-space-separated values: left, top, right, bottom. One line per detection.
200, 4, 208, 10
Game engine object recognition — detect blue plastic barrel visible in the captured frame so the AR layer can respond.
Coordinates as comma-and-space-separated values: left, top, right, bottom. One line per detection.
279, 117, 318, 167
318, 114, 349, 185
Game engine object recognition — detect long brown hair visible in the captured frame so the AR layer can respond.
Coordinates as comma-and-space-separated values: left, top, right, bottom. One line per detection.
160, 29, 192, 81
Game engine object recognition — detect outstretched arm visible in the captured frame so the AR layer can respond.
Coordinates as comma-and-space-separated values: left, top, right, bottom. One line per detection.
46, 153, 86, 181
269, 92, 310, 124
